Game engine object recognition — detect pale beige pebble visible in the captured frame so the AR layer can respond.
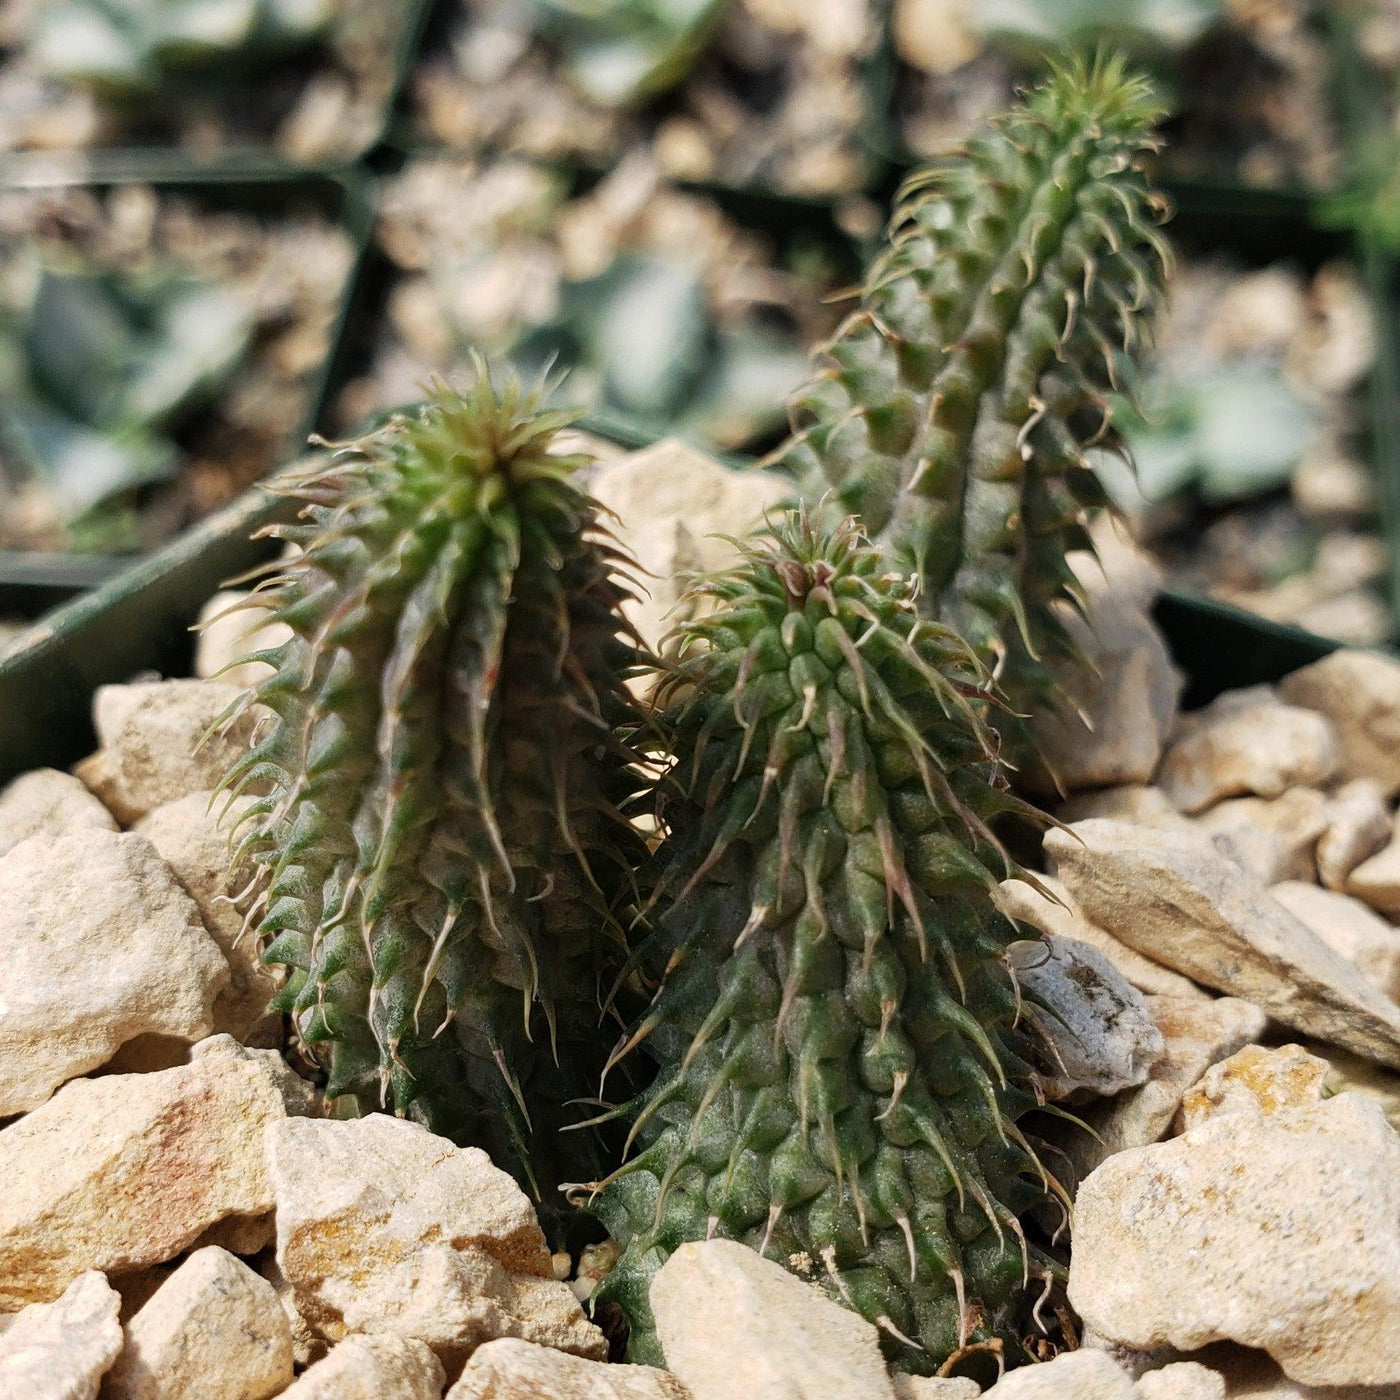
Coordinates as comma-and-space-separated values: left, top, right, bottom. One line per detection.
653, 116, 716, 181
1316, 779, 1391, 890
650, 1240, 897, 1400
892, 1378, 981, 1400
92, 679, 262, 821
1345, 817, 1400, 918
0, 829, 229, 1116
997, 876, 1207, 1000
1293, 452, 1375, 520
892, 0, 978, 73
1027, 526, 1183, 794
73, 747, 142, 826
255, 1253, 323, 1369
1179, 1044, 1329, 1130
0, 766, 116, 856
1067, 995, 1268, 1181
1157, 686, 1339, 815
1077, 1331, 1183, 1382
0, 1271, 122, 1400
1195, 789, 1328, 885
1204, 265, 1308, 358
1006, 937, 1163, 1100
1278, 648, 1400, 796
980, 1349, 1135, 1399
1134, 1362, 1226, 1400
1046, 820, 1400, 1068
266, 1114, 604, 1370
277, 1334, 446, 1400
1068, 1093, 1400, 1387
1209, 1342, 1400, 1398
1268, 882, 1400, 1001
135, 792, 282, 1045
104, 1246, 293, 1400
185, 1211, 276, 1258
1293, 591, 1393, 649
447, 1337, 689, 1399
1306, 1039, 1400, 1131
588, 440, 788, 683
570, 1239, 620, 1303
1057, 786, 1195, 834
194, 590, 291, 691
0, 1036, 308, 1310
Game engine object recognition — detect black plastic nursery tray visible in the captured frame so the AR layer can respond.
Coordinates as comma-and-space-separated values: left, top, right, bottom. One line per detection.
0, 164, 378, 612
397, 0, 894, 200
0, 0, 435, 176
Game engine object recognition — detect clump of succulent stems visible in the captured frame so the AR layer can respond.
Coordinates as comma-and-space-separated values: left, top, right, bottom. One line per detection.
220, 52, 1170, 1378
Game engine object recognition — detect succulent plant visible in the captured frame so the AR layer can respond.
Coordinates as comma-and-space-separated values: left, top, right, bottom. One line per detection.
0, 249, 251, 549
29, 0, 331, 97
773, 56, 1171, 769
216, 374, 651, 1197
526, 0, 730, 107
588, 512, 1063, 1372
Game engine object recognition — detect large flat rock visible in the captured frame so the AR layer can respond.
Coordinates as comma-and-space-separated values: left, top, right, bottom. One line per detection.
1047, 819, 1400, 1069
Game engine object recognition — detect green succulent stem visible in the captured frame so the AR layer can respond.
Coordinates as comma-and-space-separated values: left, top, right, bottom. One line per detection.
218, 374, 649, 1197
591, 513, 1063, 1373
774, 56, 1170, 767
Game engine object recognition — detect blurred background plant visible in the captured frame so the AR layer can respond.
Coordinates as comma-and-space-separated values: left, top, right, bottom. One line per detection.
412, 0, 881, 195
968, 0, 1228, 60
523, 0, 728, 105
0, 0, 418, 162
894, 0, 1341, 189
1096, 253, 1385, 642
28, 0, 332, 97
0, 183, 355, 556
0, 249, 251, 552
335, 153, 851, 451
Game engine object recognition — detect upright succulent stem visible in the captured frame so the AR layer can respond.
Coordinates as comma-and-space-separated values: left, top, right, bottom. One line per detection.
218, 376, 649, 1197
775, 56, 1170, 766
590, 514, 1062, 1373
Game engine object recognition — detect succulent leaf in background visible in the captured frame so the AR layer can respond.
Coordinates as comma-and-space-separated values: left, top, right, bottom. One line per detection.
29, 0, 332, 96
970, 0, 1226, 61
1098, 363, 1317, 509
526, 0, 729, 106
218, 376, 650, 1199
774, 57, 1171, 768
591, 514, 1062, 1373
512, 252, 811, 450
0, 251, 251, 546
